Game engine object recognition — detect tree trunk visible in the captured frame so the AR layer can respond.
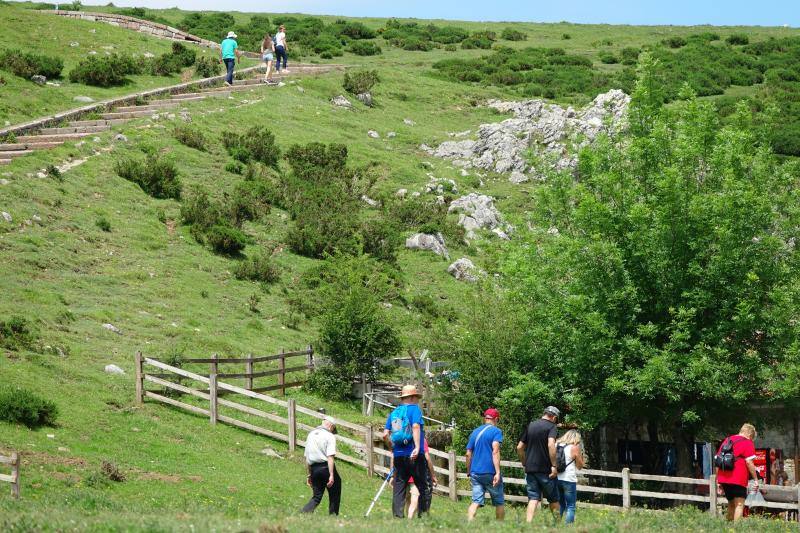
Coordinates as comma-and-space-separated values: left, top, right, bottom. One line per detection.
644, 418, 661, 475
672, 424, 696, 497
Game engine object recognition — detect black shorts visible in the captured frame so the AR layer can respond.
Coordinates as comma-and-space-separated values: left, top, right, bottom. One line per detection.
721, 483, 747, 500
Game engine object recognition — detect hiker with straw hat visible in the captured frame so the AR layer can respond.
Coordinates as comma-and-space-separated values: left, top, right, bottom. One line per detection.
301, 416, 342, 515
382, 384, 429, 518
220, 31, 241, 86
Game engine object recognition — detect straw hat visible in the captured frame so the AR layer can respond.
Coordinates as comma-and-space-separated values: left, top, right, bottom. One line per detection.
226, 31, 237, 39
399, 384, 420, 398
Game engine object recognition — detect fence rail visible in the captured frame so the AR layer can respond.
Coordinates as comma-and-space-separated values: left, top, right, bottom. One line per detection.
0, 451, 20, 499
136, 353, 800, 519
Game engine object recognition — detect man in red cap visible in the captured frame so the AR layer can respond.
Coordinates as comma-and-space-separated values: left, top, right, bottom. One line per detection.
465, 408, 505, 521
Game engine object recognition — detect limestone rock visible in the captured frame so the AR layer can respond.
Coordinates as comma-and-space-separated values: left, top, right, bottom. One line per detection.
395, 188, 407, 198
261, 447, 283, 459
114, 134, 128, 142
361, 195, 379, 207
104, 364, 125, 375
143, 52, 155, 58
73, 96, 94, 103
331, 95, 352, 108
1, 211, 11, 223
356, 92, 373, 107
102, 323, 122, 335
403, 118, 416, 126
406, 233, 449, 259
387, 131, 397, 139
448, 193, 504, 237
70, 41, 79, 47
425, 177, 457, 195
367, 130, 380, 139
0, 179, 8, 185
447, 258, 478, 282
31, 75, 46, 85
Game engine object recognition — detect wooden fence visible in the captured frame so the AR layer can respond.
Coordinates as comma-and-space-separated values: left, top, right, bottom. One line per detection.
135, 355, 800, 519
0, 451, 20, 499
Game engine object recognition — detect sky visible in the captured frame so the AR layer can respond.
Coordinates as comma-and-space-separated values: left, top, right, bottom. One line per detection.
74, 0, 798, 27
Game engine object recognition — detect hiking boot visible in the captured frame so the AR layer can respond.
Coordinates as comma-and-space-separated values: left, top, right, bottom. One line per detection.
224, 81, 232, 87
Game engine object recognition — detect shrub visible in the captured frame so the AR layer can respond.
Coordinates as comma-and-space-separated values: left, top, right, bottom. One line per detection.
173, 125, 206, 151
343, 69, 379, 94
663, 36, 687, 48
194, 55, 221, 78
114, 152, 181, 200
180, 187, 222, 230
234, 251, 280, 283
222, 126, 280, 168
205, 224, 246, 255
306, 366, 352, 400
170, 42, 196, 68
348, 41, 382, 56
402, 38, 433, 51
501, 28, 527, 41
360, 216, 402, 263
46, 164, 62, 182
727, 33, 750, 45
620, 47, 640, 65
0, 316, 38, 351
0, 49, 63, 79
431, 26, 470, 44
95, 216, 111, 232
444, 44, 457, 52
688, 32, 720, 43
227, 178, 272, 227
461, 32, 494, 50
69, 53, 141, 87
561, 33, 571, 40
599, 52, 619, 64
0, 386, 58, 428
331, 20, 376, 40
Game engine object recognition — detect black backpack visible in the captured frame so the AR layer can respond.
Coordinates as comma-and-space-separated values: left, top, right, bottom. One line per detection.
714, 436, 742, 471
556, 444, 575, 473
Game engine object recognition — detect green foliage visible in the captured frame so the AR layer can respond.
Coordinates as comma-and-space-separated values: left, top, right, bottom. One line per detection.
461, 32, 495, 50
359, 216, 402, 263
68, 53, 141, 87
343, 69, 379, 94
599, 51, 619, 64
113, 7, 171, 25
45, 164, 62, 182
444, 44, 457, 52
381, 20, 468, 51
561, 33, 571, 40
329, 20, 376, 40
348, 41, 382, 56
205, 224, 247, 255
389, 196, 464, 245
501, 28, 527, 41
95, 216, 111, 232
0, 386, 58, 428
113, 152, 181, 200
726, 33, 750, 45
222, 126, 280, 168
662, 36, 687, 48
173, 125, 206, 151
620, 46, 640, 65
149, 43, 196, 76
194, 55, 221, 78
233, 251, 280, 284
0, 49, 63, 79
178, 12, 236, 43
227, 176, 272, 227
0, 315, 38, 351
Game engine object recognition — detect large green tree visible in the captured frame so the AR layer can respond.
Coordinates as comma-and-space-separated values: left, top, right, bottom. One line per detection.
472, 56, 800, 473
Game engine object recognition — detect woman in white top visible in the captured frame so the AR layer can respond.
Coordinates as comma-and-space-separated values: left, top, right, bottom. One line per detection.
274, 25, 288, 73
556, 430, 585, 524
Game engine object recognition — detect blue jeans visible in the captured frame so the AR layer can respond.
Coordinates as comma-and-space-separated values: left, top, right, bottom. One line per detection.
275, 45, 287, 70
470, 473, 504, 506
558, 480, 577, 524
223, 58, 235, 84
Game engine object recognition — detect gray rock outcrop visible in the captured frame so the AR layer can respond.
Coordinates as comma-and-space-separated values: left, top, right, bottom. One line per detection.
357, 92, 373, 107
448, 193, 508, 238
31, 75, 46, 85
424, 89, 630, 181
104, 364, 125, 375
447, 258, 478, 282
331, 95, 352, 108
406, 233, 449, 259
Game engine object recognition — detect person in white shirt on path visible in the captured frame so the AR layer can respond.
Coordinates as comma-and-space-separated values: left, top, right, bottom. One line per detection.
301, 416, 341, 515
274, 25, 288, 74
556, 430, 586, 524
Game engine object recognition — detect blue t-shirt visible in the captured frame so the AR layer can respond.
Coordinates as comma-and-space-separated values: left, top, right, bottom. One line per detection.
385, 404, 424, 458
466, 423, 503, 474
221, 38, 238, 59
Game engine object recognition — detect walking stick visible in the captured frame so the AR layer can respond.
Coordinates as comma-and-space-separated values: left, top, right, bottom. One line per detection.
365, 467, 395, 517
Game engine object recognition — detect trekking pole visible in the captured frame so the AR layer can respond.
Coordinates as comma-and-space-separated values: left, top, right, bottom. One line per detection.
365, 467, 395, 517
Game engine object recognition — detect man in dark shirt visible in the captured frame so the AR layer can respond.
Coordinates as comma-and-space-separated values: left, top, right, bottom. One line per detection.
516, 406, 561, 523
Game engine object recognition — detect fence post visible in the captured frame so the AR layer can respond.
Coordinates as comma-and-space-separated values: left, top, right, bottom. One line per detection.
366, 426, 374, 477
622, 467, 631, 510
11, 452, 19, 499
708, 474, 718, 516
307, 345, 314, 369
245, 353, 254, 390
279, 349, 286, 396
796, 483, 800, 523
134, 351, 143, 405
287, 399, 297, 452
210, 353, 218, 379
448, 450, 457, 501
209, 374, 218, 425
362, 394, 368, 416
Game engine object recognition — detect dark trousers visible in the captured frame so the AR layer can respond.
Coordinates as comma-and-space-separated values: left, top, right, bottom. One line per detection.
223, 58, 235, 84
301, 462, 341, 515
275, 45, 287, 69
392, 455, 429, 518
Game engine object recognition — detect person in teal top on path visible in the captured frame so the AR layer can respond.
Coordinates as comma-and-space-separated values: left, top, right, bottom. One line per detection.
220, 31, 240, 86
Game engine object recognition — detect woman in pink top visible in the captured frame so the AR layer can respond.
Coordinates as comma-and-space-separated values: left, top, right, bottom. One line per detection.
715, 423, 759, 521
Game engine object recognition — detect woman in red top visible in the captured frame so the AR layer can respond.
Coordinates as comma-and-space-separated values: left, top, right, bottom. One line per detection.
716, 423, 759, 521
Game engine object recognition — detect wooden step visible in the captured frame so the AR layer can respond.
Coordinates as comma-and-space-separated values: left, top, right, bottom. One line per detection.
68, 119, 128, 127
40, 125, 110, 135
0, 141, 64, 151
169, 92, 221, 100
0, 158, 10, 165
0, 149, 36, 159
114, 102, 179, 113
101, 110, 164, 119
16, 133, 94, 143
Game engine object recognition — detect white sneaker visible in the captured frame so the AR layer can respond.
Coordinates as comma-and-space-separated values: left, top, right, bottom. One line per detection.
282, 69, 290, 74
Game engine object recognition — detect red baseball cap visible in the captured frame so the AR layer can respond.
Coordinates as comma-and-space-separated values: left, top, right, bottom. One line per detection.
484, 408, 500, 420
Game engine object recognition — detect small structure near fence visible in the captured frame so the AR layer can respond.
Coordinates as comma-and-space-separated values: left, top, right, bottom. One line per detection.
0, 451, 20, 499
134, 353, 800, 520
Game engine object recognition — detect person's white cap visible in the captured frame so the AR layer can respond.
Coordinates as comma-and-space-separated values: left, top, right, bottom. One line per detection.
226, 31, 237, 39
324, 416, 336, 425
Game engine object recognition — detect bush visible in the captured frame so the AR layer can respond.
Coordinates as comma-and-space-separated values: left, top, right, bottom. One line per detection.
663, 36, 687, 48
114, 152, 181, 200
194, 55, 221, 78
444, 44, 457, 52
0, 387, 58, 428
180, 187, 221, 230
222, 126, 280, 168
561, 33, 571, 40
620, 47, 640, 65
233, 251, 280, 283
343, 69, 379, 94
306, 366, 352, 400
170, 42, 196, 68
501, 28, 527, 41
227, 178, 272, 227
727, 33, 750, 45
348, 41, 382, 56
205, 224, 246, 255
599, 52, 619, 64
69, 53, 141, 87
331, 20, 376, 40
360, 216, 402, 263
0, 316, 38, 351
95, 216, 111, 232
0, 49, 64, 79
173, 125, 206, 151
461, 32, 494, 50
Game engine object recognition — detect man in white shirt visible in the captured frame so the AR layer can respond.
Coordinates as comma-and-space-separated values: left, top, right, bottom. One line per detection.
301, 416, 341, 514
275, 24, 288, 74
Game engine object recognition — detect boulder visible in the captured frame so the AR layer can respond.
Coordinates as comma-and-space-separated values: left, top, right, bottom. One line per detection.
73, 96, 94, 103
403, 118, 416, 126
356, 92, 373, 107
361, 195, 379, 208
406, 233, 449, 259
0, 179, 8, 186
331, 95, 352, 108
30, 75, 46, 85
102, 323, 122, 334
114, 134, 128, 142
387, 131, 397, 139
69, 41, 79, 47
395, 188, 407, 198
448, 193, 503, 237
425, 177, 457, 195
104, 364, 125, 375
367, 130, 380, 139
1, 211, 11, 223
447, 258, 478, 282
143, 52, 155, 58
